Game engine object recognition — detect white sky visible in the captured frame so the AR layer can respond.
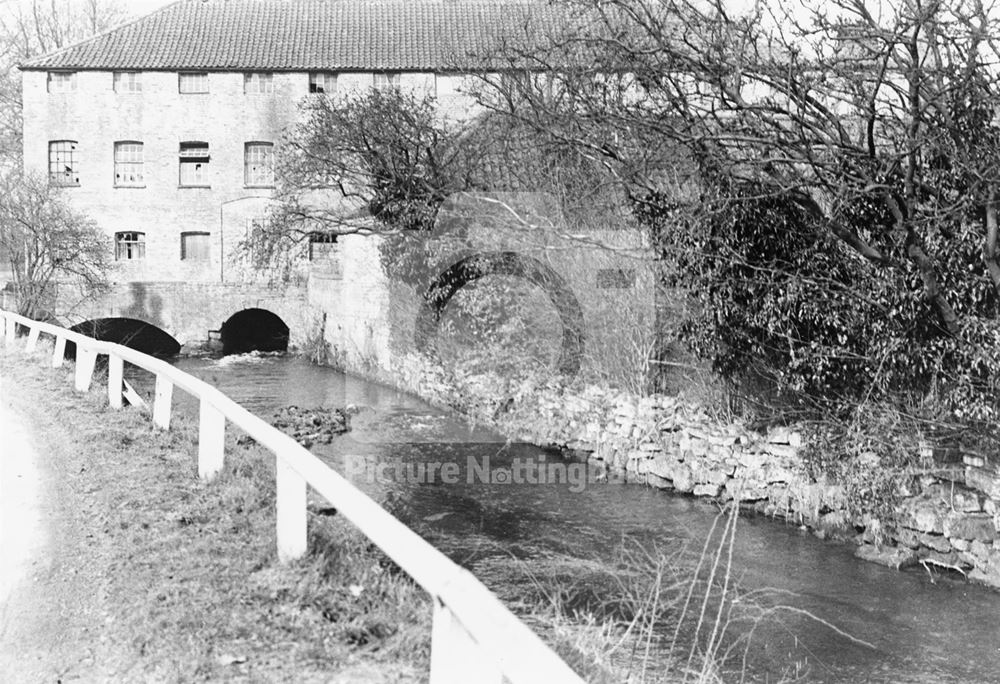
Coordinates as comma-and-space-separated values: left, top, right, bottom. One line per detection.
120, 0, 175, 18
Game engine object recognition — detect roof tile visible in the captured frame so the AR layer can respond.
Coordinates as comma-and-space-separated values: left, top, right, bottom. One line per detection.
22, 0, 562, 71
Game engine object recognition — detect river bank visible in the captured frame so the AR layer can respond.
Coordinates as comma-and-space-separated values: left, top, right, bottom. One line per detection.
13, 338, 1000, 681
1, 344, 742, 683
387, 353, 1000, 588
0, 348, 431, 682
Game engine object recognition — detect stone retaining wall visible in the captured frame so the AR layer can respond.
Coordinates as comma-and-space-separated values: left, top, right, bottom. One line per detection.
393, 354, 1000, 589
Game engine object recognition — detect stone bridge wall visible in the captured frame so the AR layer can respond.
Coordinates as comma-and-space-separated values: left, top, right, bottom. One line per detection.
59, 281, 322, 350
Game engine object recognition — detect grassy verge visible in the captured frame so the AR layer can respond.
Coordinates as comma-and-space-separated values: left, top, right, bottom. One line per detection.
1, 344, 787, 683
1, 347, 431, 682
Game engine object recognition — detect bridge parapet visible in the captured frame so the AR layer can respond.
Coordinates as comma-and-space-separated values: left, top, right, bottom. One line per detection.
58, 281, 320, 352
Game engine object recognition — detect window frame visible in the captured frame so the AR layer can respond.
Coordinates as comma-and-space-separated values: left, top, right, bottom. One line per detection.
180, 231, 212, 261
47, 71, 77, 93
48, 140, 80, 186
373, 71, 401, 91
243, 141, 275, 188
244, 72, 273, 94
178, 72, 209, 94
113, 71, 142, 93
308, 231, 338, 261
113, 141, 145, 187
114, 231, 146, 261
308, 71, 338, 94
178, 141, 210, 188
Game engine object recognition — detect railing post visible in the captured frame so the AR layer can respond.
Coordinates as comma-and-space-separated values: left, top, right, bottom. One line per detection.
52, 336, 66, 368
198, 400, 225, 480
276, 458, 307, 562
153, 374, 173, 429
24, 327, 39, 354
74, 348, 97, 392
107, 354, 124, 409
5, 316, 16, 345
430, 598, 503, 684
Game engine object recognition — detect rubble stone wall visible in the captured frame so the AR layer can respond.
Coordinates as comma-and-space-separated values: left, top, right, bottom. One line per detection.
393, 353, 1000, 589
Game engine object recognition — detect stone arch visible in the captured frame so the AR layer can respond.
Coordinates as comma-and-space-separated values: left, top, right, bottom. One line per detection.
68, 318, 181, 357
220, 308, 290, 355
414, 251, 585, 376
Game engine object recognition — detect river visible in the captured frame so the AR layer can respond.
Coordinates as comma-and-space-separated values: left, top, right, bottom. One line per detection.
162, 353, 1000, 682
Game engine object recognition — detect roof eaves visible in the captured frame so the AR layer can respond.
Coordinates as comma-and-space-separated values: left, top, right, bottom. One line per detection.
18, 0, 186, 71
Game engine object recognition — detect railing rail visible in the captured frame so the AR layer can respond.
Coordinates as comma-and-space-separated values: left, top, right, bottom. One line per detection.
0, 310, 584, 684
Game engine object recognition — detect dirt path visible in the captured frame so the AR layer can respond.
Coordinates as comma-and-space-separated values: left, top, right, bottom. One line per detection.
0, 367, 118, 682
0, 351, 433, 682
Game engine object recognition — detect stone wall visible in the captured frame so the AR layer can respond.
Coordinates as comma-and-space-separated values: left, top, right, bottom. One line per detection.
391, 352, 1000, 589
307, 192, 657, 388
58, 281, 322, 350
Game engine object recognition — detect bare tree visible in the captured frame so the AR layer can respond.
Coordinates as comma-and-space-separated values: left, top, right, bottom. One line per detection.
0, 171, 110, 318
0, 0, 129, 166
454, 0, 1000, 414
269, 89, 485, 234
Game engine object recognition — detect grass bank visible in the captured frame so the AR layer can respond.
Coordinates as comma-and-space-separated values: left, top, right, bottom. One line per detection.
1, 343, 770, 683
0, 347, 431, 682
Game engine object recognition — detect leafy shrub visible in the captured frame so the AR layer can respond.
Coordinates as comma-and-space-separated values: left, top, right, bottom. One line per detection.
640, 182, 1000, 432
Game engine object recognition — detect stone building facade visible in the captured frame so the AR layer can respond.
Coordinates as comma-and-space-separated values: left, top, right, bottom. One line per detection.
19, 0, 654, 380
19, 0, 542, 285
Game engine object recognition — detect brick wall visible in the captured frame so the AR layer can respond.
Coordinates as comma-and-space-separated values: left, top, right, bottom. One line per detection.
22, 69, 479, 284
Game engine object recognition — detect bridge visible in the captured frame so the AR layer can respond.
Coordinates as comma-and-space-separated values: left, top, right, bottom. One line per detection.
55, 281, 323, 356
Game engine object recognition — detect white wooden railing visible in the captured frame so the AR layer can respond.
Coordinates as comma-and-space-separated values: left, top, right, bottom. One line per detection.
0, 310, 585, 684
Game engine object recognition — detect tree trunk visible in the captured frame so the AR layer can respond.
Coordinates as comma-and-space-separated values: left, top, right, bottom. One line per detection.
983, 190, 1000, 296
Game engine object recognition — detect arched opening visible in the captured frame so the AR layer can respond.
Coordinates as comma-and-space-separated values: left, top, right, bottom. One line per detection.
67, 318, 180, 358
220, 308, 289, 355
414, 251, 585, 377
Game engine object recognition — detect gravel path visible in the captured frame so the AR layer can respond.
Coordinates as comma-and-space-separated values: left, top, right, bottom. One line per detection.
0, 384, 117, 682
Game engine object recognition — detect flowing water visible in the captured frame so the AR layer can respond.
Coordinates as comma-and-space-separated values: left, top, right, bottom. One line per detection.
160, 353, 1000, 682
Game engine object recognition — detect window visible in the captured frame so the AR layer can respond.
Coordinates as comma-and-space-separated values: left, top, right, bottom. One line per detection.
309, 232, 338, 261
308, 71, 338, 94
48, 140, 79, 186
244, 142, 274, 187
114, 141, 144, 187
115, 232, 145, 260
179, 72, 208, 93
244, 72, 273, 94
308, 232, 342, 278
113, 71, 141, 92
180, 232, 211, 261
309, 233, 337, 261
179, 142, 210, 187
47, 71, 76, 93
373, 71, 400, 90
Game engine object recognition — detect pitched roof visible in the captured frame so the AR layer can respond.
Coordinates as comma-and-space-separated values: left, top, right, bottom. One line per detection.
21, 0, 564, 72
